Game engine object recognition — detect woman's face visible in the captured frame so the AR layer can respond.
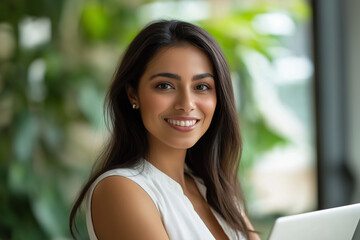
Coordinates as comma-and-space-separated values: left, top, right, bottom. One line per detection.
132, 44, 217, 150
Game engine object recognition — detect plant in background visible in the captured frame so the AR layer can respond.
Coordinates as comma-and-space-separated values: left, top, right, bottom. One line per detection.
0, 0, 139, 238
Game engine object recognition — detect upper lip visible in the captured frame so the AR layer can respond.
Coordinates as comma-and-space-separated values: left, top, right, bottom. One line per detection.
164, 116, 200, 121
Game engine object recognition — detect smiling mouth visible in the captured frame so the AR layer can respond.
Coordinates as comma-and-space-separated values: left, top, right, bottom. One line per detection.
165, 119, 199, 127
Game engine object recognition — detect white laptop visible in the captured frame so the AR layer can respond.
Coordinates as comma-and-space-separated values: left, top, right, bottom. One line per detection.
267, 203, 360, 240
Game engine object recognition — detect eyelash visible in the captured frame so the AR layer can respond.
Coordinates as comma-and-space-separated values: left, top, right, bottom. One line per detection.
155, 82, 212, 91
155, 82, 174, 90
195, 84, 211, 91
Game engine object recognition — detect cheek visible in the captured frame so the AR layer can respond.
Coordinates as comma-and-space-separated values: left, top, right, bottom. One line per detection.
139, 91, 171, 118
200, 96, 217, 118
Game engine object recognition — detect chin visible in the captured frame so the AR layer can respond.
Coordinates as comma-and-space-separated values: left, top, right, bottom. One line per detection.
167, 139, 198, 150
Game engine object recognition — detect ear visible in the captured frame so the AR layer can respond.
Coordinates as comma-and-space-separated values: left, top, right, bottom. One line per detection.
126, 85, 139, 107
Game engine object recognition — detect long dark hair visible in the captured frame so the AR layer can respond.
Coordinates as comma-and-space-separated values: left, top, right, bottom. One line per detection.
69, 19, 250, 239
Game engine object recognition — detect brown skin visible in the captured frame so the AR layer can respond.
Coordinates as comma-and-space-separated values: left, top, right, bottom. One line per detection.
91, 45, 260, 240
92, 176, 169, 240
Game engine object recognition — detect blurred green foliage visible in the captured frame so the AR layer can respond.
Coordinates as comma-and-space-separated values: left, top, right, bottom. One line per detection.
0, 0, 310, 239
199, 2, 310, 168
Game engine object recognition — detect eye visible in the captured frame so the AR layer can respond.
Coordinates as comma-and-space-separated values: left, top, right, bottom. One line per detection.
155, 82, 173, 90
195, 84, 211, 91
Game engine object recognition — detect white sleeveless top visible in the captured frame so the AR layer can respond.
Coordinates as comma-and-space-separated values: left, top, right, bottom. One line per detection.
85, 159, 245, 240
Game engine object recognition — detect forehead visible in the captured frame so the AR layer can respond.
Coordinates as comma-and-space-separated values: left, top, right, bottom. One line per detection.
144, 45, 214, 75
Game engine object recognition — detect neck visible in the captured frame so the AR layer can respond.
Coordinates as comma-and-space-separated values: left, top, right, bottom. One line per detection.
146, 139, 188, 190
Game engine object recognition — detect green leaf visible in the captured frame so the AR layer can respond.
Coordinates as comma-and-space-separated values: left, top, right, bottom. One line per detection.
30, 181, 69, 238
13, 112, 39, 162
77, 82, 105, 128
8, 161, 28, 195
81, 2, 111, 40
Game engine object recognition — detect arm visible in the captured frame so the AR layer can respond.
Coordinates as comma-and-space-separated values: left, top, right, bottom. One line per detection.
91, 176, 169, 240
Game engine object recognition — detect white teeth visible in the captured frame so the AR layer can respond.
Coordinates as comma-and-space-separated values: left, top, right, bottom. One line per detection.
166, 119, 197, 127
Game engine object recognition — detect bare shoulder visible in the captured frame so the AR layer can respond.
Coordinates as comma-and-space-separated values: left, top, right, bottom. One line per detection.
91, 175, 169, 240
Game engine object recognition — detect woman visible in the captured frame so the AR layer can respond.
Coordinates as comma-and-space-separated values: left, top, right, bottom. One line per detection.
69, 20, 260, 240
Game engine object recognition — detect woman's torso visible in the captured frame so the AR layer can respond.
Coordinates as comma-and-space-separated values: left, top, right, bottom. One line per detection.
85, 159, 244, 240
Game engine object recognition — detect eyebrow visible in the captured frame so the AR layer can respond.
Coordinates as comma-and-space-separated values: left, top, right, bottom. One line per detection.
150, 72, 214, 81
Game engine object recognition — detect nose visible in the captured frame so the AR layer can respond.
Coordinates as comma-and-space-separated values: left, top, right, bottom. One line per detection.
174, 88, 195, 112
